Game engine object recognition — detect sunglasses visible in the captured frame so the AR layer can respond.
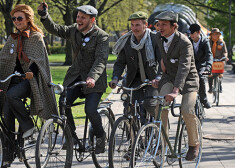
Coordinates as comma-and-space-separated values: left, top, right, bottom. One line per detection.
11, 16, 24, 22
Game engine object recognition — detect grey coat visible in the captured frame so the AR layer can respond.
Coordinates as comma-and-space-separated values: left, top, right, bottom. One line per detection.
157, 31, 199, 94
112, 32, 161, 87
209, 39, 228, 59
41, 15, 109, 94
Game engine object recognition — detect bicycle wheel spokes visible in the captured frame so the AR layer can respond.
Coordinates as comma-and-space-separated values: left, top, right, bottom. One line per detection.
178, 118, 202, 168
131, 123, 164, 168
108, 117, 134, 168
92, 109, 114, 168
36, 119, 73, 168
23, 128, 40, 167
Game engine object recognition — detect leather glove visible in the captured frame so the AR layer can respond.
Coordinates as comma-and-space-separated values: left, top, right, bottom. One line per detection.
38, 3, 48, 17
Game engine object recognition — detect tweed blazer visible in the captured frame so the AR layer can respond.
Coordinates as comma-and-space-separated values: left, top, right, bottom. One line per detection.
112, 32, 161, 87
156, 31, 199, 94
41, 15, 109, 94
0, 31, 58, 119
209, 39, 228, 59
189, 35, 213, 72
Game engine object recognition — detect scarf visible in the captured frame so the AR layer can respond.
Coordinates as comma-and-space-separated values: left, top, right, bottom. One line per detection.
212, 37, 219, 58
11, 29, 30, 62
112, 28, 156, 66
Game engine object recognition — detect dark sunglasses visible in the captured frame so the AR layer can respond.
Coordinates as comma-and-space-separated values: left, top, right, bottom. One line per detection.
11, 16, 24, 22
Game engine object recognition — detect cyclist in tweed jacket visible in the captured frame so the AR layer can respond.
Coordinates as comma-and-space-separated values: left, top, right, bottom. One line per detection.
38, 3, 109, 154
0, 4, 57, 165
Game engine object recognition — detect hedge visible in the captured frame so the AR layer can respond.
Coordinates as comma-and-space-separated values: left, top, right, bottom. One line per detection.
48, 46, 65, 54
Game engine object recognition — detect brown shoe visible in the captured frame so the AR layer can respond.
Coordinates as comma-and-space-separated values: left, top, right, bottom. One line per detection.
185, 144, 200, 161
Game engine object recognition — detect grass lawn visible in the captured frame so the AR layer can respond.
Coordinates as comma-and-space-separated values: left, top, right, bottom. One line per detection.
49, 54, 117, 64
50, 66, 113, 126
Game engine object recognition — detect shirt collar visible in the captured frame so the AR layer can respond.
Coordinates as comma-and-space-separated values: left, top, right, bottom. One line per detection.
165, 32, 175, 44
82, 25, 95, 36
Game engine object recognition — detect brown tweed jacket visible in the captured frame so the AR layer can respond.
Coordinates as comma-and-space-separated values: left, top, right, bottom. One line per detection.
156, 31, 199, 94
41, 15, 109, 94
0, 31, 58, 119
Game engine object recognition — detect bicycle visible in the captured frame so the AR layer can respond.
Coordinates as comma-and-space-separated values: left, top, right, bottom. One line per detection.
108, 81, 152, 168
0, 71, 42, 168
210, 57, 226, 106
130, 96, 203, 168
35, 81, 115, 168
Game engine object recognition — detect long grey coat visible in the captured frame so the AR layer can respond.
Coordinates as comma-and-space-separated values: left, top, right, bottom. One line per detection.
41, 15, 109, 94
112, 32, 161, 87
0, 31, 58, 119
156, 31, 199, 94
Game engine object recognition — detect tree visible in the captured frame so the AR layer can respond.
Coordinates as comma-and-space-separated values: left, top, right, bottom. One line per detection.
0, 0, 22, 38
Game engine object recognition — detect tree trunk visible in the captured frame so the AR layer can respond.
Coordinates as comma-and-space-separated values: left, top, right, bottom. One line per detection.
63, 7, 73, 65
50, 34, 54, 46
3, 13, 14, 37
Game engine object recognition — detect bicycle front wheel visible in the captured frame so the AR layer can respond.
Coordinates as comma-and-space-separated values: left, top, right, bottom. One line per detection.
0, 130, 4, 167
213, 76, 219, 106
178, 118, 202, 168
35, 118, 73, 168
91, 109, 114, 168
130, 122, 165, 168
108, 116, 135, 168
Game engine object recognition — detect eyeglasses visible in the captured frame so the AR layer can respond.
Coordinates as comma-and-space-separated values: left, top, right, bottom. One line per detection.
11, 16, 24, 22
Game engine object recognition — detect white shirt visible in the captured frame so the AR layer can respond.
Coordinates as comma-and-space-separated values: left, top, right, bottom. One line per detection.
193, 36, 201, 54
164, 32, 175, 53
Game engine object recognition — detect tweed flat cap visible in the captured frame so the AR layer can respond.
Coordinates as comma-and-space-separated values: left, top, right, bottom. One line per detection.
128, 11, 148, 21
189, 23, 201, 34
77, 5, 98, 17
155, 10, 178, 22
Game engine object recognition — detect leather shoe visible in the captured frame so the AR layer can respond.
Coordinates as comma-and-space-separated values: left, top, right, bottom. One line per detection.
185, 144, 200, 161
95, 132, 106, 154
203, 102, 211, 109
208, 88, 212, 93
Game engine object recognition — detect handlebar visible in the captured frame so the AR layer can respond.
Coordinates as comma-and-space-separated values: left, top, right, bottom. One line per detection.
213, 57, 226, 62
115, 81, 152, 92
0, 71, 25, 83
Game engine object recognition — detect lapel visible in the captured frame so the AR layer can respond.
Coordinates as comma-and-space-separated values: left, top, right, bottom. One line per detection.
166, 31, 179, 57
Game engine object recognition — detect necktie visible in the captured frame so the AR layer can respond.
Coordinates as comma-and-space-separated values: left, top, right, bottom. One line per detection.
161, 36, 168, 43
11, 30, 30, 62
137, 50, 146, 83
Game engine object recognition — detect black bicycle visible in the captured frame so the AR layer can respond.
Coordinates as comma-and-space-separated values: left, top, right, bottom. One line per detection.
35, 81, 115, 168
0, 71, 42, 168
108, 81, 152, 168
211, 57, 226, 106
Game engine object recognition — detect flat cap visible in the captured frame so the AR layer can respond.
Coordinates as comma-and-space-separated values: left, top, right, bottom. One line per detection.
210, 28, 221, 35
128, 11, 148, 21
76, 5, 98, 17
155, 10, 178, 22
189, 23, 201, 34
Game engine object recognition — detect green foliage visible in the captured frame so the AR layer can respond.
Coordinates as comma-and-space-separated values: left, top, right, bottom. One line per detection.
49, 46, 66, 54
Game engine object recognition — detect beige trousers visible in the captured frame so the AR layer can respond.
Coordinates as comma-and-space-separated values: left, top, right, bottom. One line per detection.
156, 82, 199, 146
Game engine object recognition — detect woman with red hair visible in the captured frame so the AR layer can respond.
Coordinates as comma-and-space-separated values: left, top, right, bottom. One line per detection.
0, 4, 57, 166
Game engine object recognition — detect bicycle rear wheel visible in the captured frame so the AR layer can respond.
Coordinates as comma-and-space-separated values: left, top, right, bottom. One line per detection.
130, 123, 164, 168
35, 118, 73, 168
178, 118, 202, 168
91, 109, 114, 168
108, 116, 135, 168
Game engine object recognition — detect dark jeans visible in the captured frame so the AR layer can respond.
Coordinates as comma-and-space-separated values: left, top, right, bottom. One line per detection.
59, 83, 104, 138
4, 77, 34, 133
199, 75, 209, 104
3, 77, 34, 161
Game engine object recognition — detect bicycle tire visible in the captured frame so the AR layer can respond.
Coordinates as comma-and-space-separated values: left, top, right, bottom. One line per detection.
35, 118, 73, 168
91, 109, 114, 168
22, 128, 40, 168
0, 130, 4, 167
216, 79, 221, 106
178, 118, 202, 168
130, 122, 165, 168
108, 116, 135, 168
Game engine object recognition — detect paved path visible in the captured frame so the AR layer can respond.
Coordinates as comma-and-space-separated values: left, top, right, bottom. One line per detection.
12, 65, 235, 167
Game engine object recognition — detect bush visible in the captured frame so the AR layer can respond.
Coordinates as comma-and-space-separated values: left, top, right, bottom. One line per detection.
0, 45, 3, 51
48, 46, 66, 54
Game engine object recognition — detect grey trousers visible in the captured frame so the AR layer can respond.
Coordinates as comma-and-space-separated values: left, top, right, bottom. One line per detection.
156, 82, 199, 146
